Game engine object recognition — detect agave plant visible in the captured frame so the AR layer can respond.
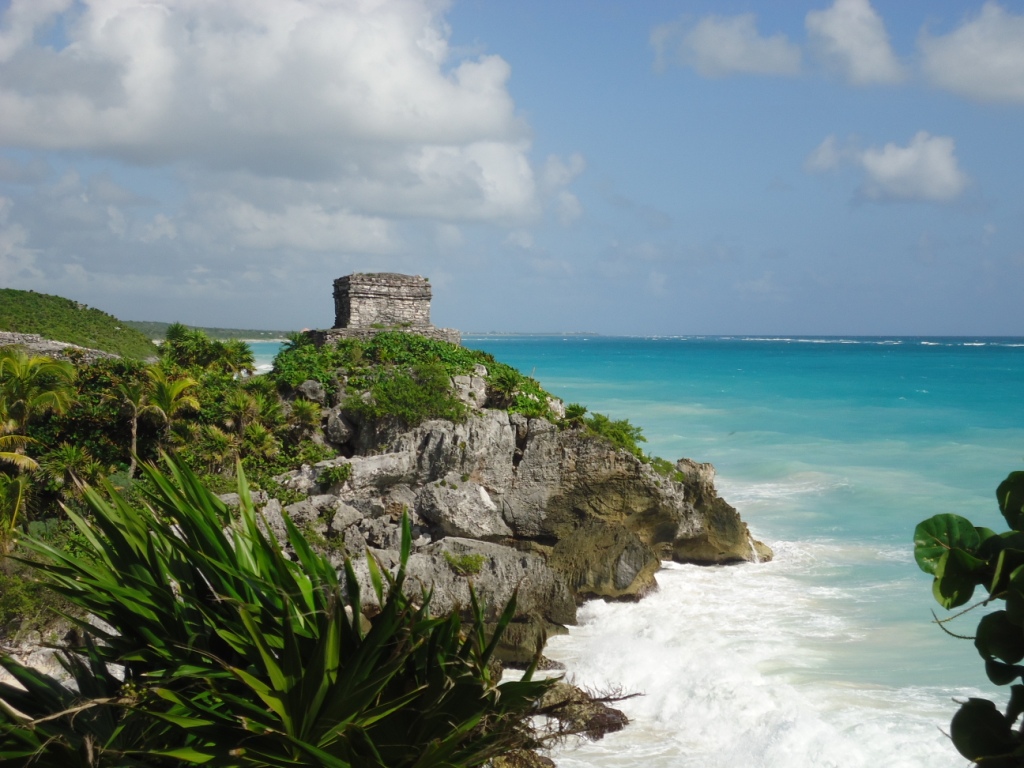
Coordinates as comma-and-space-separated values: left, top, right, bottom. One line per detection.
0, 455, 554, 767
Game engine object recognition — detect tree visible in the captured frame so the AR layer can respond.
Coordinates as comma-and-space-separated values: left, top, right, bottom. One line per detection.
102, 379, 149, 478
0, 421, 37, 474
287, 398, 322, 442
222, 390, 260, 437
0, 349, 76, 434
145, 367, 199, 439
914, 471, 1024, 765
0, 456, 553, 766
221, 338, 256, 377
38, 443, 106, 498
0, 474, 29, 556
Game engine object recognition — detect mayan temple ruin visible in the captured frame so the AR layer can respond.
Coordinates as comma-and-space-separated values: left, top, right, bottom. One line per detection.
308, 273, 461, 346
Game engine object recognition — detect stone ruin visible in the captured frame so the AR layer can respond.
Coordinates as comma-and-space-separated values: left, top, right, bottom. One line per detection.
308, 273, 460, 346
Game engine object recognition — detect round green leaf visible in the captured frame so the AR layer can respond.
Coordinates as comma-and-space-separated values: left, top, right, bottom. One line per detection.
998, 473, 1024, 532
951, 698, 1018, 762
985, 659, 1024, 686
932, 548, 986, 609
914, 514, 982, 575
976, 611, 1024, 665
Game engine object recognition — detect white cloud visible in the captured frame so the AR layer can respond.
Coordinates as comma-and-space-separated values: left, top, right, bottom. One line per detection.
919, 2, 1024, 104
860, 132, 968, 201
804, 135, 843, 172
505, 230, 534, 250
0, 0, 73, 62
806, 0, 905, 85
541, 153, 586, 191
0, 196, 40, 282
651, 14, 801, 77
806, 131, 969, 202
0, 0, 541, 223
208, 197, 396, 253
140, 213, 177, 243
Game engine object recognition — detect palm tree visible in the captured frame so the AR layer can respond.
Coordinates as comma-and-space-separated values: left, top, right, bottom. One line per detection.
242, 422, 279, 462
0, 419, 38, 473
222, 390, 260, 437
0, 349, 76, 434
220, 339, 256, 377
102, 379, 150, 478
287, 398, 322, 442
39, 442, 106, 497
200, 424, 240, 473
0, 473, 29, 555
145, 367, 200, 439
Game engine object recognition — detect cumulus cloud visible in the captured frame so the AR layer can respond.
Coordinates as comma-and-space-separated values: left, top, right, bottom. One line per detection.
859, 132, 968, 201
0, 196, 40, 283
651, 14, 801, 77
919, 2, 1024, 104
806, 0, 905, 85
0, 0, 544, 223
806, 132, 969, 202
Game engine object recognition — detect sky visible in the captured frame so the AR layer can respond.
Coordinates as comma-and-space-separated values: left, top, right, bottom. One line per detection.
0, 0, 1022, 335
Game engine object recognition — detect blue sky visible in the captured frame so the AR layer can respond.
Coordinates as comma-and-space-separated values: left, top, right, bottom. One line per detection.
0, 1, 1021, 335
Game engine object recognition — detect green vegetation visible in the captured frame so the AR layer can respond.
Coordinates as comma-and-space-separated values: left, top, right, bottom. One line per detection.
272, 332, 560, 424
125, 320, 292, 342
0, 457, 554, 766
444, 551, 487, 577
914, 471, 1024, 765
318, 462, 352, 489
0, 289, 158, 359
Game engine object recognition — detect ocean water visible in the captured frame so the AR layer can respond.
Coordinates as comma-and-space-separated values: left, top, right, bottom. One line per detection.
253, 335, 1024, 766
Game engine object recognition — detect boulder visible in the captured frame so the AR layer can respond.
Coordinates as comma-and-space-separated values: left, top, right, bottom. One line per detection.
324, 407, 355, 445
296, 379, 327, 404
416, 477, 512, 540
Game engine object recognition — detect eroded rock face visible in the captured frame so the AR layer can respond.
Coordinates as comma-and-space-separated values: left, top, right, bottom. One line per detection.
272, 406, 771, 632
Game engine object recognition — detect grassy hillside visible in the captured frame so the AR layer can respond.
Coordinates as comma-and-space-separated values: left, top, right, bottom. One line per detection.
0, 288, 159, 359
125, 320, 292, 341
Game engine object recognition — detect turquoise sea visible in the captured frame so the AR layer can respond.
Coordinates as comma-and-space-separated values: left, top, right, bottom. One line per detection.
254, 335, 1024, 767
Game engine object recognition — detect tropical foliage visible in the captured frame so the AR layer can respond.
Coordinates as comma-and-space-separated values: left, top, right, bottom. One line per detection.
914, 471, 1024, 765
272, 332, 559, 423
0, 288, 158, 359
0, 350, 77, 434
0, 457, 554, 767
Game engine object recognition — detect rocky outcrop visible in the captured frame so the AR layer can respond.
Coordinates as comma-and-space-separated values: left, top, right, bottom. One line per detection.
0, 331, 118, 363
268, 384, 771, 661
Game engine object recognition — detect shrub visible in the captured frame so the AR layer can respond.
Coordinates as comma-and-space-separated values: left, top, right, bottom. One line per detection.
650, 456, 686, 483
350, 362, 467, 427
913, 471, 1024, 765
444, 551, 487, 577
318, 462, 352, 489
583, 412, 647, 459
0, 456, 555, 766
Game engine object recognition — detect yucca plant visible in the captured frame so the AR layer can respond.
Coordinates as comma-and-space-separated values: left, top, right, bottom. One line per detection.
0, 455, 553, 767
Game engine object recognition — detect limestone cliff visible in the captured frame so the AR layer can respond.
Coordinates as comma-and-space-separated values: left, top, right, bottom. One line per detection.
268, 367, 771, 663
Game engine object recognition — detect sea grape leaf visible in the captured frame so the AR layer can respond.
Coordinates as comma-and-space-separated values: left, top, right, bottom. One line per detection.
951, 698, 1018, 762
990, 548, 1024, 598
1006, 685, 1024, 728
1007, 567, 1024, 626
932, 548, 986, 609
978, 528, 1011, 561
914, 514, 982, 575
976, 611, 1024, 665
985, 659, 1024, 686
998, 472, 1024, 532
